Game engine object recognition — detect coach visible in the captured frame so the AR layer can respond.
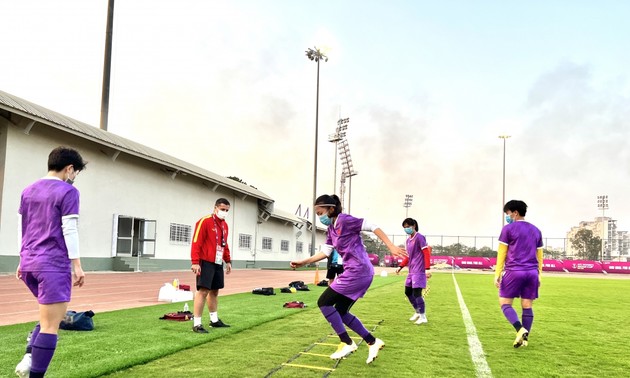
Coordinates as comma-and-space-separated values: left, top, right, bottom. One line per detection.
190, 198, 232, 333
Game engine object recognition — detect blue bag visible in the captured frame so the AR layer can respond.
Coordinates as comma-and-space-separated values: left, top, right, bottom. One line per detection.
59, 310, 95, 331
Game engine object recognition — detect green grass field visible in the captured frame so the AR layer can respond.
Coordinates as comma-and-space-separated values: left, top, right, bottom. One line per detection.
1, 272, 629, 377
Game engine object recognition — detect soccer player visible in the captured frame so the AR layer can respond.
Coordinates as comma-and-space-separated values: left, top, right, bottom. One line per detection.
190, 198, 232, 333
290, 194, 406, 364
494, 200, 543, 348
15, 146, 87, 377
324, 249, 344, 284
395, 218, 432, 325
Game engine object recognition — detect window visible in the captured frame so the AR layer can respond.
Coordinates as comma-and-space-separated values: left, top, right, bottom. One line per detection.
239, 234, 252, 249
296, 241, 303, 253
169, 223, 191, 245
309, 243, 313, 254
281, 240, 290, 252
262, 237, 273, 251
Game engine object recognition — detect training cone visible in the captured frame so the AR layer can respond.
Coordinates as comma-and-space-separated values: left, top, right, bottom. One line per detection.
314, 265, 320, 285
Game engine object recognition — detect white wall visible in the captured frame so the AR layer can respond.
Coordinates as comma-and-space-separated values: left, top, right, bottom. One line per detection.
0, 122, 263, 261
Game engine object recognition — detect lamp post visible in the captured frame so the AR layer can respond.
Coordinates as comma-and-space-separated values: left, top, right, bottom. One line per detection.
597, 195, 609, 261
404, 194, 413, 218
306, 47, 328, 256
328, 118, 349, 193
100, 0, 115, 131
498, 135, 511, 227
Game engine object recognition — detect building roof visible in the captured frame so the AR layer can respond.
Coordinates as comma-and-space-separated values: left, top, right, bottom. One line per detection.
0, 89, 273, 204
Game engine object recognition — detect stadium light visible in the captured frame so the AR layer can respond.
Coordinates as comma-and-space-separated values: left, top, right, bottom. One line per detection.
597, 195, 609, 261
306, 47, 327, 256
499, 135, 511, 227
328, 117, 349, 193
338, 139, 357, 214
404, 194, 414, 218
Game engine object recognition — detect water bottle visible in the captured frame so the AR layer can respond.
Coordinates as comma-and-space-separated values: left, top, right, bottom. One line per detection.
183, 303, 189, 312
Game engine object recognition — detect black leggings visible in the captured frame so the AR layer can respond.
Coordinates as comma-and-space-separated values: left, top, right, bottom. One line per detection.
405, 286, 423, 298
317, 287, 356, 316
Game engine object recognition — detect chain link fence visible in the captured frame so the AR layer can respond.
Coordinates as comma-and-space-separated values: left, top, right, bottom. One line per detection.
380, 234, 629, 262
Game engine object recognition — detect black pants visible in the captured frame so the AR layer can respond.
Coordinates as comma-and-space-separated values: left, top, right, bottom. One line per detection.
317, 287, 355, 315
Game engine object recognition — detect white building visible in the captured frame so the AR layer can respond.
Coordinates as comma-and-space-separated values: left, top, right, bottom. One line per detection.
566, 217, 629, 261
0, 90, 325, 272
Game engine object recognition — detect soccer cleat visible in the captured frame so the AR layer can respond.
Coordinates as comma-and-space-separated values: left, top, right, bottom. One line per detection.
330, 342, 358, 359
415, 314, 428, 325
513, 327, 529, 348
409, 313, 421, 321
210, 319, 230, 328
15, 353, 31, 378
366, 338, 385, 364
192, 325, 209, 333
521, 332, 529, 347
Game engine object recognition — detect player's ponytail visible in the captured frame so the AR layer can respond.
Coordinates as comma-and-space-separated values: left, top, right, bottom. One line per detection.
315, 194, 343, 217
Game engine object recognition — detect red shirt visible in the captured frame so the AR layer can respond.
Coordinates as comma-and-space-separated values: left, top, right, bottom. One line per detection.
191, 214, 231, 265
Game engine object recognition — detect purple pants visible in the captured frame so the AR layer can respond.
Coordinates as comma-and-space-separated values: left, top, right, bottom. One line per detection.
330, 273, 373, 301
499, 269, 539, 300
22, 271, 72, 304
405, 273, 427, 289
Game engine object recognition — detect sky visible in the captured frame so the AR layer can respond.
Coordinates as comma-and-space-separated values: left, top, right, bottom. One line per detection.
2, 0, 630, 244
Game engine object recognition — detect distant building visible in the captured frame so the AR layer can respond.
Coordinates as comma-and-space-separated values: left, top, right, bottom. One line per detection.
566, 217, 630, 261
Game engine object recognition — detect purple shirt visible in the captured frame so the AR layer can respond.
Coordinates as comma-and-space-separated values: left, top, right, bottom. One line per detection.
406, 232, 428, 274
19, 178, 80, 272
498, 221, 543, 271
326, 213, 374, 277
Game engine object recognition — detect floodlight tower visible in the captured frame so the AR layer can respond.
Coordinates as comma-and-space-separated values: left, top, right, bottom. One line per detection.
404, 194, 414, 217
305, 47, 328, 256
597, 195, 609, 261
338, 139, 358, 214
328, 117, 349, 193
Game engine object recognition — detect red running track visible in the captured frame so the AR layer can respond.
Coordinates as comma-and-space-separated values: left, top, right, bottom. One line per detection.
0, 269, 324, 327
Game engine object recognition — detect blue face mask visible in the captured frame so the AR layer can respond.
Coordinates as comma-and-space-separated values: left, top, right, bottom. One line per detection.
505, 215, 513, 224
319, 214, 332, 226
404, 227, 414, 235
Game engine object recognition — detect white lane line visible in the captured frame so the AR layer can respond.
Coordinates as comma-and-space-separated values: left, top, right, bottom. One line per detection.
452, 273, 493, 378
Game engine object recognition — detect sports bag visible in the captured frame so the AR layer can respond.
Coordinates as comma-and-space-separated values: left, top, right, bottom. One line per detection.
283, 301, 306, 308
252, 287, 276, 295
159, 311, 193, 321
288, 281, 305, 288
59, 310, 95, 331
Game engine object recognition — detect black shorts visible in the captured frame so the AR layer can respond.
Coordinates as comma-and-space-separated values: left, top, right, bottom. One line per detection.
196, 260, 224, 290
326, 264, 344, 280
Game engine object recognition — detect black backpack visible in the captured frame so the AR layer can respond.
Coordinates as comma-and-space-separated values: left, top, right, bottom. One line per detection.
252, 287, 276, 296
288, 281, 305, 288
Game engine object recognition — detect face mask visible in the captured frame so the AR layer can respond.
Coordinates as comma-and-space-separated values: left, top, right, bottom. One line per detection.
505, 215, 513, 224
216, 210, 228, 220
65, 171, 75, 185
404, 227, 414, 235
319, 214, 332, 226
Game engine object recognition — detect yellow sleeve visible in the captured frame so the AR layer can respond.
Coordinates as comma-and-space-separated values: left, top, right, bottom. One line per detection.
495, 243, 508, 278
537, 247, 543, 275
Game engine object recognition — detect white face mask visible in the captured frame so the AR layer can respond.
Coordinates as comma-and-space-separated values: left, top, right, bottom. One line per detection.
216, 210, 229, 220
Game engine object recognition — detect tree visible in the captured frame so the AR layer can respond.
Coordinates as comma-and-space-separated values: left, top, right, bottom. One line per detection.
443, 243, 470, 256
361, 233, 387, 258
570, 229, 602, 260
543, 248, 563, 259
469, 246, 497, 257
226, 176, 258, 190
